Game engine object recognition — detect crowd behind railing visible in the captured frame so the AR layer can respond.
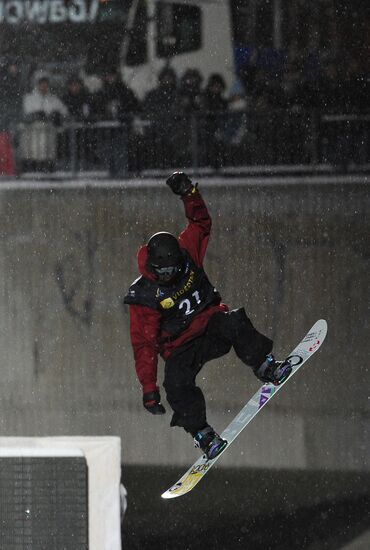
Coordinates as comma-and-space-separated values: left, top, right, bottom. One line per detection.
0, 51, 369, 176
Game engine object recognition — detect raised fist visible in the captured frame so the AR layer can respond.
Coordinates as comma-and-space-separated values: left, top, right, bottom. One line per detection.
166, 172, 194, 196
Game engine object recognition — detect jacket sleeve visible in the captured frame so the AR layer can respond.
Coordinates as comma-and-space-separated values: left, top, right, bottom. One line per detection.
178, 189, 212, 267
128, 304, 161, 394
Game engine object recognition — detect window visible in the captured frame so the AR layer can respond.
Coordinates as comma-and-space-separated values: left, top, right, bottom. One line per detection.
156, 2, 201, 58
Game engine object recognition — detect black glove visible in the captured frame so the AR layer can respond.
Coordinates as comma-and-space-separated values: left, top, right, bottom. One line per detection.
143, 390, 166, 415
166, 172, 195, 196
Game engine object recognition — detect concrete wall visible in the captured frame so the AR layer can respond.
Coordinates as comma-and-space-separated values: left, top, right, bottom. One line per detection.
0, 176, 368, 473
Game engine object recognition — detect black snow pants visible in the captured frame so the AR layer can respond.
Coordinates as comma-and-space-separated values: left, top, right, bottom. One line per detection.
163, 308, 273, 437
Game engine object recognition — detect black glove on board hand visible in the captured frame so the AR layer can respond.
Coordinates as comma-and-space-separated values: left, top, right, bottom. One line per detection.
143, 390, 166, 415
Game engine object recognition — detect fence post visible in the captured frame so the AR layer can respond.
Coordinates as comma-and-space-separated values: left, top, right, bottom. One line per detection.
69, 124, 78, 178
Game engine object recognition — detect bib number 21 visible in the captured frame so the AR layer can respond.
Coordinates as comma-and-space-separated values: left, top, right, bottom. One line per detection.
179, 291, 201, 316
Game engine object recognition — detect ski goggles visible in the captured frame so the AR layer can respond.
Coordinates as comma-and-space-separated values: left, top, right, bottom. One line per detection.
152, 265, 180, 282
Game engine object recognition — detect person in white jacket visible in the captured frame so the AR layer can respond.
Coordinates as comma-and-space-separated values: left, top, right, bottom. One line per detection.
23, 77, 68, 125
21, 77, 68, 171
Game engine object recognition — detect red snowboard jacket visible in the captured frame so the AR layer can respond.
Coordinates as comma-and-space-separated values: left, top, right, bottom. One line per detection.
127, 190, 228, 394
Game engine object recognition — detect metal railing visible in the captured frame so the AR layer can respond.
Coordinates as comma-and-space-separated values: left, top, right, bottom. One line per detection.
10, 110, 370, 177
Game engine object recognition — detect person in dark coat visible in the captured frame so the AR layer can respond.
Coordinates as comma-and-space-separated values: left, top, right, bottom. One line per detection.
95, 68, 139, 121
202, 73, 228, 112
143, 67, 178, 116
201, 73, 228, 167
176, 68, 203, 113
170, 69, 204, 165
94, 68, 139, 175
142, 67, 179, 168
0, 59, 23, 130
124, 172, 292, 459
63, 76, 94, 121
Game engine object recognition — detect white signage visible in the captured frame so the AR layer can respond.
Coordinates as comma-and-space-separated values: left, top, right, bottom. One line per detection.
0, 0, 100, 24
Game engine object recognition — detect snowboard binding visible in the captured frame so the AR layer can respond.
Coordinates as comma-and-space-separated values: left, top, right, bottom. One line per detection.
194, 426, 228, 460
256, 354, 293, 386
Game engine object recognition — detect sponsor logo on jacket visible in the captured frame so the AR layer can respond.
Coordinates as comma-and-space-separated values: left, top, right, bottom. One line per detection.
160, 297, 175, 309
172, 270, 195, 300
158, 270, 196, 309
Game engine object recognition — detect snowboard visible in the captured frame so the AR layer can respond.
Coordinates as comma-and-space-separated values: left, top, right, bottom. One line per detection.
161, 319, 327, 499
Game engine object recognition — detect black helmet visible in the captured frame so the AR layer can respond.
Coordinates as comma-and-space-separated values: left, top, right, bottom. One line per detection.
147, 232, 184, 283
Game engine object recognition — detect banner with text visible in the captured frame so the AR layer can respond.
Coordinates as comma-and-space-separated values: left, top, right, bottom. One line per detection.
0, 0, 101, 24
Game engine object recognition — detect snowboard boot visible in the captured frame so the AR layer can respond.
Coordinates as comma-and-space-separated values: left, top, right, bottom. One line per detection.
255, 354, 292, 386
194, 426, 228, 460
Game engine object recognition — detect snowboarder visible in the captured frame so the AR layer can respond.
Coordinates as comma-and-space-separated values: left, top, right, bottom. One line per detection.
124, 172, 292, 459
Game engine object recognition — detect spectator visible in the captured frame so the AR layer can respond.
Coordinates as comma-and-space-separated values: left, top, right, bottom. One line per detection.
142, 67, 179, 169
279, 58, 305, 111
277, 57, 308, 163
63, 75, 94, 121
23, 76, 68, 125
201, 73, 228, 168
172, 68, 203, 166
0, 59, 23, 176
62, 75, 98, 169
143, 67, 178, 116
247, 68, 279, 164
238, 48, 260, 98
0, 59, 23, 130
250, 68, 278, 112
228, 79, 248, 112
176, 68, 203, 113
224, 79, 249, 165
93, 68, 139, 176
202, 73, 227, 112
21, 76, 68, 172
94, 68, 139, 121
